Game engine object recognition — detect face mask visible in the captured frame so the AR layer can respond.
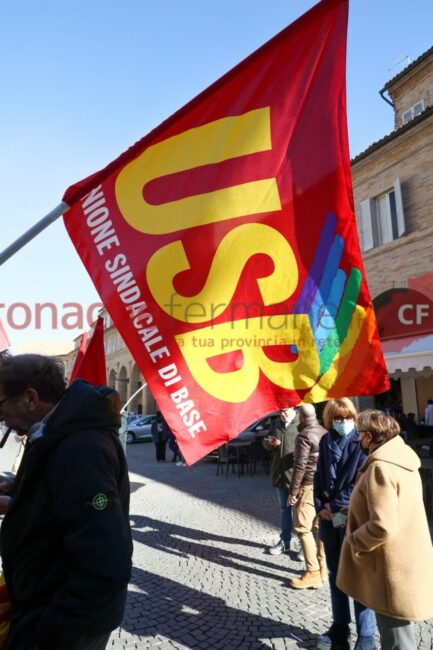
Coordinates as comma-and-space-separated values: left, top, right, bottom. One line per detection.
333, 419, 354, 436
360, 443, 369, 456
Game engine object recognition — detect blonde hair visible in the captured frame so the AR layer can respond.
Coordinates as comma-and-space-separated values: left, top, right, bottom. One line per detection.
322, 398, 357, 430
357, 409, 400, 445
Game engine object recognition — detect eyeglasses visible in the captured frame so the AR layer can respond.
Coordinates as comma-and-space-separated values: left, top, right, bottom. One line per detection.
0, 394, 19, 409
334, 416, 352, 423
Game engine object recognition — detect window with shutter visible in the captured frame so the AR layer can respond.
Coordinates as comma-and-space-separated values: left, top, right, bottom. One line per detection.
358, 199, 374, 251
357, 178, 405, 252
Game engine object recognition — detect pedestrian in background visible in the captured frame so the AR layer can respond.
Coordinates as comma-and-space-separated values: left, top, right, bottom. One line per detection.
314, 398, 375, 650
151, 412, 170, 462
424, 398, 433, 429
337, 409, 433, 650
288, 403, 327, 590
262, 407, 298, 556
168, 430, 186, 466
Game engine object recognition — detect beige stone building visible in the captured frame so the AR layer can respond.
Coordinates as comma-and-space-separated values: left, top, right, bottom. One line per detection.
353, 46, 433, 420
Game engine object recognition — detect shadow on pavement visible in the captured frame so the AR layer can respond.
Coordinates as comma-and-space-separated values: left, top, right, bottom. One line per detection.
129, 481, 146, 494
127, 443, 279, 530
124, 565, 316, 648
130, 514, 300, 581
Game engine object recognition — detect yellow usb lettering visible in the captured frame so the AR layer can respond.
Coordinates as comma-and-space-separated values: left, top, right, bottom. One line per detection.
175, 316, 319, 402
115, 108, 281, 234
147, 223, 298, 322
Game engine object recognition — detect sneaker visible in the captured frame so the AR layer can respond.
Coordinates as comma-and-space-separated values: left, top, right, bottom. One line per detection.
354, 637, 376, 650
268, 540, 288, 555
176, 461, 183, 466
288, 538, 303, 561
317, 623, 350, 650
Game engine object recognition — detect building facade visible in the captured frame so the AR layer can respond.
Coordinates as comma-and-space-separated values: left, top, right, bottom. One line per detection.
353, 47, 433, 420
67, 311, 156, 415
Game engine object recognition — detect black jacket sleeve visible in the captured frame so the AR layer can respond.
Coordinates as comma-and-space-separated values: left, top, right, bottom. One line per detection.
36, 432, 132, 648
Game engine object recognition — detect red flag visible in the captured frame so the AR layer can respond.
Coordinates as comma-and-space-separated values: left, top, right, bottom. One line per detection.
69, 331, 89, 382
0, 319, 10, 353
70, 317, 106, 385
63, 0, 389, 464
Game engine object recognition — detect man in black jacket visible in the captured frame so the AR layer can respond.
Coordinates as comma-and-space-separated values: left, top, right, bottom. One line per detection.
0, 354, 132, 650
262, 407, 298, 555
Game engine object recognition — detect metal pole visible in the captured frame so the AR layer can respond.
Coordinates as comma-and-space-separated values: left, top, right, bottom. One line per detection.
0, 202, 69, 266
119, 383, 148, 452
121, 382, 148, 413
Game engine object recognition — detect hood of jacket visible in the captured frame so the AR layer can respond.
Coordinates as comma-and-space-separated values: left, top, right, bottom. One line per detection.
360, 434, 420, 474
43, 379, 121, 439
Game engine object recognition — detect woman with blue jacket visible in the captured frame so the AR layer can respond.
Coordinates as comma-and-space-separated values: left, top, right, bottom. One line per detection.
314, 398, 375, 650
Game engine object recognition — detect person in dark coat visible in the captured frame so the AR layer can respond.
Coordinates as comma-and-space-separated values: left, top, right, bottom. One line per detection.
0, 354, 132, 650
314, 398, 375, 650
262, 407, 298, 555
151, 412, 171, 462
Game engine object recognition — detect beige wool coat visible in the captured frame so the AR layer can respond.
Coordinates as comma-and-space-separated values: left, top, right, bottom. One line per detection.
337, 434, 433, 621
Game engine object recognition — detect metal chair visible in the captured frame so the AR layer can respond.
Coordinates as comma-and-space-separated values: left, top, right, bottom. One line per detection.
216, 444, 236, 476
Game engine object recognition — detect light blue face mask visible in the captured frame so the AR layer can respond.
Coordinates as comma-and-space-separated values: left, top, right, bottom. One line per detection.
333, 419, 354, 436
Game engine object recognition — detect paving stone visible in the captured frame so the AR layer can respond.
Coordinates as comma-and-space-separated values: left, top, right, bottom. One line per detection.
109, 442, 433, 649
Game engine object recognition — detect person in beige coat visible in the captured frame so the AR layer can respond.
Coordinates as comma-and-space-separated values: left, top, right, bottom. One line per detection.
337, 409, 433, 650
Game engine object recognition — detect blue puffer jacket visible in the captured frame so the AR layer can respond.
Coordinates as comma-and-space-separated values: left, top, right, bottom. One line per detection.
314, 428, 364, 513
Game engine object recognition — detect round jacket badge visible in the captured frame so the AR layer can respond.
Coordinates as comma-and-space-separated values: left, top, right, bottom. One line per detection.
92, 493, 108, 510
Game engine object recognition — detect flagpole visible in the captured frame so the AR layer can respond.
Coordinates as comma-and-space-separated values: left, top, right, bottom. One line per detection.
0, 202, 69, 266
121, 382, 148, 412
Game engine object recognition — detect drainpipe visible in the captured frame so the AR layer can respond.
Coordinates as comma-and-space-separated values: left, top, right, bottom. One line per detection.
379, 87, 394, 109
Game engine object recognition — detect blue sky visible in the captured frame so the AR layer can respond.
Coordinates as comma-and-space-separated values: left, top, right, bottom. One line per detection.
1, 0, 432, 349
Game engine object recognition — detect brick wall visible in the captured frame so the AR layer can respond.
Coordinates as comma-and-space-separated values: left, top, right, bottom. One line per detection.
387, 53, 433, 128
352, 115, 433, 299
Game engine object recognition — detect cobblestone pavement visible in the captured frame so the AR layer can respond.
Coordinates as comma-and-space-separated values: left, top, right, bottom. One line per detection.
109, 442, 433, 650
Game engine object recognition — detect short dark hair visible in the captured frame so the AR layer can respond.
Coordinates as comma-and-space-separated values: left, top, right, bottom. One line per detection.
0, 354, 66, 403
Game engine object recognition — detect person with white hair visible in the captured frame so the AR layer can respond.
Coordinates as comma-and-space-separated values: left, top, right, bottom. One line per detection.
288, 403, 327, 589
262, 407, 298, 555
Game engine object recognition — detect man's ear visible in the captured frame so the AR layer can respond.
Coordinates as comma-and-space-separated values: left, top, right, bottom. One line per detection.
24, 388, 40, 411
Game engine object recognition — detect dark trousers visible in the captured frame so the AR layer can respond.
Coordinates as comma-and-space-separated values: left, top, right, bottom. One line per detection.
155, 440, 167, 461
320, 520, 375, 636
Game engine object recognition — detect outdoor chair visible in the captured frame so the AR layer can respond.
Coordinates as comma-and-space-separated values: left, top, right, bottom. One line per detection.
216, 444, 237, 476
251, 438, 271, 475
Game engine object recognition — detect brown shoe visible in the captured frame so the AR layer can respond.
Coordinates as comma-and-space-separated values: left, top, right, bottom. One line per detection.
290, 570, 322, 589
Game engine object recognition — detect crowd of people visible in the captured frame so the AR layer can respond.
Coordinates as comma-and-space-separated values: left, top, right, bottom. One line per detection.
1, 352, 433, 650
263, 399, 433, 650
